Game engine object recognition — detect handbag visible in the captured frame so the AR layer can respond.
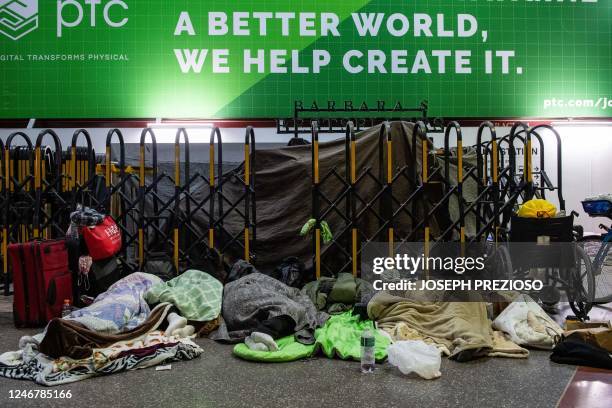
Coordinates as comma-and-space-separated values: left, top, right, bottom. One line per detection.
81, 216, 122, 261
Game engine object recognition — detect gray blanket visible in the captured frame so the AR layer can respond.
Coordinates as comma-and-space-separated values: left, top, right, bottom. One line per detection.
211, 273, 328, 343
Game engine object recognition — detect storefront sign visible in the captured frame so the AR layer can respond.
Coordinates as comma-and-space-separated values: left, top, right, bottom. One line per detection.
1, 0, 610, 118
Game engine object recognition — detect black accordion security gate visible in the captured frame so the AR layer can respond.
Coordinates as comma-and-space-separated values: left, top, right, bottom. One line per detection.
309, 120, 565, 278
1, 121, 566, 293
1, 127, 257, 294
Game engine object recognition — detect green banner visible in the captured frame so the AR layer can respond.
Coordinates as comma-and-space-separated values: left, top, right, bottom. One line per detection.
1, 0, 611, 119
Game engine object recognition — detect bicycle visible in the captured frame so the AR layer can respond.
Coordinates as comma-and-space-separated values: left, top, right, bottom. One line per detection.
579, 196, 612, 305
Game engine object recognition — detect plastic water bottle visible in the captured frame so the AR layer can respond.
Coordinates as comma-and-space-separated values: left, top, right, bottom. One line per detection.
360, 329, 375, 373
61, 299, 72, 318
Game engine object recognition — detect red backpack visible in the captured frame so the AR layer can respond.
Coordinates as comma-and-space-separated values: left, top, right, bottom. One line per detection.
82, 216, 122, 261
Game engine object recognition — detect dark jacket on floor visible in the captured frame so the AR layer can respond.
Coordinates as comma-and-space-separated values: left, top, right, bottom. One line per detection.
550, 333, 612, 369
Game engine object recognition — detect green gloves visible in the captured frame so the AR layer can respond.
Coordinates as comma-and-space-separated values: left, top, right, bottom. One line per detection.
300, 218, 333, 244
300, 219, 316, 236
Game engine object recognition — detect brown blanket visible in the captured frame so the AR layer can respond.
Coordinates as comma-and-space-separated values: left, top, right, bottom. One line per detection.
368, 291, 491, 359
368, 291, 526, 360
39, 303, 173, 360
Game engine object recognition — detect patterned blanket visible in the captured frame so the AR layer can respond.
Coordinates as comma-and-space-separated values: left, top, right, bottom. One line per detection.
0, 332, 202, 386
65, 272, 163, 334
145, 269, 223, 322
0, 273, 203, 386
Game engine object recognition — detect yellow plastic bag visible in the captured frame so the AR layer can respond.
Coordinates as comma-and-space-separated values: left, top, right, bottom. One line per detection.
517, 199, 557, 218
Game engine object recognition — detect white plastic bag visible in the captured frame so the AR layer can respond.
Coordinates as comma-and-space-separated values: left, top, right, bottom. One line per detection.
387, 340, 442, 380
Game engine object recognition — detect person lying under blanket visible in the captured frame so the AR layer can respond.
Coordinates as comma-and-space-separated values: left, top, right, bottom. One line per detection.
211, 272, 329, 344
0, 272, 205, 386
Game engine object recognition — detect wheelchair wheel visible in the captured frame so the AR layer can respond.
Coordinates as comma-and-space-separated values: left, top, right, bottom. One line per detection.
568, 245, 595, 320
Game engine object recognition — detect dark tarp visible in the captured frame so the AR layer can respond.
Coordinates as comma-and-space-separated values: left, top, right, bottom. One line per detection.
111, 122, 474, 274
181, 122, 471, 272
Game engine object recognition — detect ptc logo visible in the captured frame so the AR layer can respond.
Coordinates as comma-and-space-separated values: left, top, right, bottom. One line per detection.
0, 0, 38, 40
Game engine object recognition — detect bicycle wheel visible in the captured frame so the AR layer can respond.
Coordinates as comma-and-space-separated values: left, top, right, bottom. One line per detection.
580, 236, 612, 304
568, 245, 595, 319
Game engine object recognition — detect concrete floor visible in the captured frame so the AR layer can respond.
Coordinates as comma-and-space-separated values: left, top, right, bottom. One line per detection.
0, 309, 580, 408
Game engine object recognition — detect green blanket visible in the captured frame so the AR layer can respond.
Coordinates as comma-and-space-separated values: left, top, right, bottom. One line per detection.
145, 270, 223, 322
233, 311, 390, 362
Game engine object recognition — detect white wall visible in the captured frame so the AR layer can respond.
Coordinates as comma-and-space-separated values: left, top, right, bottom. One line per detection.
2, 124, 610, 233
0, 127, 359, 152
547, 126, 612, 234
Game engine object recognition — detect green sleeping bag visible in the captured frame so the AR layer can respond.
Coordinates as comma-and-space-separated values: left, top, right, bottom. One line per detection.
315, 311, 389, 361
233, 311, 390, 363
233, 335, 316, 362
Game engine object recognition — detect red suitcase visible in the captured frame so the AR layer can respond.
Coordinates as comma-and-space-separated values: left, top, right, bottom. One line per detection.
8, 239, 73, 328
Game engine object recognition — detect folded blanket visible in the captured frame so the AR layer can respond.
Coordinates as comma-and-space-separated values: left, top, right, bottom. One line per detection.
488, 331, 529, 358
0, 332, 202, 386
211, 273, 328, 343
145, 269, 223, 322
39, 303, 173, 359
